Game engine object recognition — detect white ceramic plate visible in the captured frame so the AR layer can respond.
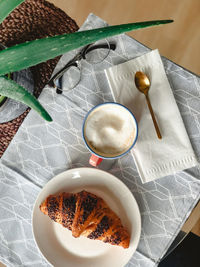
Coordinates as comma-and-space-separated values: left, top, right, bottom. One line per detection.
32, 168, 141, 267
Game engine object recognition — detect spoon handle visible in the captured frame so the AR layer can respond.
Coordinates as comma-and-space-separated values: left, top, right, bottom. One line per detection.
145, 94, 162, 139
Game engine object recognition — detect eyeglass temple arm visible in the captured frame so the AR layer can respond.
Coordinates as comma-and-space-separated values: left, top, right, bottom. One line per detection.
84, 43, 116, 55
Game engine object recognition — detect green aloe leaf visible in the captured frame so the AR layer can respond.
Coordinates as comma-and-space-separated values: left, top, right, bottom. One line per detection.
0, 95, 6, 106
0, 76, 52, 121
0, 0, 25, 24
0, 19, 173, 76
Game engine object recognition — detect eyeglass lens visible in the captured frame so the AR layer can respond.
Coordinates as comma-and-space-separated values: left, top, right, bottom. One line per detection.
84, 40, 111, 64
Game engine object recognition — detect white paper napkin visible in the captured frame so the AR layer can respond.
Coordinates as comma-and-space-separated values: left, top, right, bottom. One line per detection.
105, 49, 198, 183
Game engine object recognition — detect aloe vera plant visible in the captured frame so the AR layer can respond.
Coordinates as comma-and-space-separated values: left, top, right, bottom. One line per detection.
0, 76, 52, 121
0, 95, 6, 106
0, 0, 24, 24
0, 0, 173, 121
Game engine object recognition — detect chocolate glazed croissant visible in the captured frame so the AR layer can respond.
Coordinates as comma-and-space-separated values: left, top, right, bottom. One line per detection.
40, 190, 130, 248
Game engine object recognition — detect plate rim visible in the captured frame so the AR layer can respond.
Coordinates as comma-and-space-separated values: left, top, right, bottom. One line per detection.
32, 167, 141, 266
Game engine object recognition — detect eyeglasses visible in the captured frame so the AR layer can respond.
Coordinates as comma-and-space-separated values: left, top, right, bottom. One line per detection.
48, 40, 116, 94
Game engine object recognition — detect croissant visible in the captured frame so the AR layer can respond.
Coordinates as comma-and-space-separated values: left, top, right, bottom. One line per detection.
40, 190, 130, 248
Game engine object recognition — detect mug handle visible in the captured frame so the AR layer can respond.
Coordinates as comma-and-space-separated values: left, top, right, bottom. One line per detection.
89, 154, 103, 167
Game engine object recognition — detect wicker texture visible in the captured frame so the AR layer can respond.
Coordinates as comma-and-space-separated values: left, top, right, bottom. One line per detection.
0, 0, 79, 156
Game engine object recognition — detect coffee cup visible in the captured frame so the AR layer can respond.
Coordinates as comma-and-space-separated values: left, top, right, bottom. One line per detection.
82, 102, 138, 166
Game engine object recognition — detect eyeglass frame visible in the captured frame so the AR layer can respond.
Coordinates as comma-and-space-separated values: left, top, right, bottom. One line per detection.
48, 41, 116, 94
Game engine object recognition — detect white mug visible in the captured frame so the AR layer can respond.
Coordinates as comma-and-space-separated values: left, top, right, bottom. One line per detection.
82, 102, 138, 166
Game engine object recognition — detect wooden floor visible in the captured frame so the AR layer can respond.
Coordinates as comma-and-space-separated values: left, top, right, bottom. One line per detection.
50, 0, 200, 75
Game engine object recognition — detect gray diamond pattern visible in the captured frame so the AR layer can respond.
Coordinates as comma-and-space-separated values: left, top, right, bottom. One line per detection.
0, 14, 200, 267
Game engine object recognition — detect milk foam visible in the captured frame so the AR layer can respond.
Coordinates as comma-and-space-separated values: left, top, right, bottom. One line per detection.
84, 104, 136, 157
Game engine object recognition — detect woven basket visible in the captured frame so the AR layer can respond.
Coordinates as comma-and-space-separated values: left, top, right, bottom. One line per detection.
0, 0, 79, 156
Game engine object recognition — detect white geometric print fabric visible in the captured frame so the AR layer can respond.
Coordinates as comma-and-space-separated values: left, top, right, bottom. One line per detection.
0, 14, 199, 267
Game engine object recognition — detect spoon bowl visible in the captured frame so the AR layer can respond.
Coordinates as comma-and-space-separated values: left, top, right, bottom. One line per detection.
135, 71, 150, 95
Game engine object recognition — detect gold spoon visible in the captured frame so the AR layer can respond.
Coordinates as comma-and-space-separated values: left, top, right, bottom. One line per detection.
135, 71, 162, 139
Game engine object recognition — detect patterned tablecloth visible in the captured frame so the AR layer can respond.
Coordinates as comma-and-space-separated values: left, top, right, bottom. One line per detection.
0, 14, 200, 267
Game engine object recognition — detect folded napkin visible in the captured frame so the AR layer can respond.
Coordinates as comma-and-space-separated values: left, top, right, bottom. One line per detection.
105, 49, 198, 183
